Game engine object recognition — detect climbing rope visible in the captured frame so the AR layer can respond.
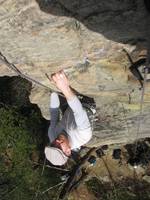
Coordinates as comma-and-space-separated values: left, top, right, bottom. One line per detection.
123, 48, 150, 164
0, 51, 63, 96
133, 58, 149, 161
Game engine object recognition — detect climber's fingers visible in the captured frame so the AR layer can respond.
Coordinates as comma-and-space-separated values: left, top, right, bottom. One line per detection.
50, 70, 70, 93
51, 70, 68, 82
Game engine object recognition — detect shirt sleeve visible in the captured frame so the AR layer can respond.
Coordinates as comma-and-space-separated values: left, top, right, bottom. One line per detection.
48, 108, 60, 143
48, 93, 60, 143
67, 96, 92, 131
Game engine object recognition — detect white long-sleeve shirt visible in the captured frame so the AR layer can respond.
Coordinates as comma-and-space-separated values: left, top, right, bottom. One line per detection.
48, 95, 92, 149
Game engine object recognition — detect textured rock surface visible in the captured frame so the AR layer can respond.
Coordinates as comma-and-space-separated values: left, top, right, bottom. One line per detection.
0, 0, 150, 146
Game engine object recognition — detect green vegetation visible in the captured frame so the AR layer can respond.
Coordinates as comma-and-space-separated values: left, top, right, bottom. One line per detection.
0, 106, 60, 200
0, 76, 61, 200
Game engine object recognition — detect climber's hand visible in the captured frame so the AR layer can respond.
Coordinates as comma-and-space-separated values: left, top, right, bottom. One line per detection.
51, 71, 74, 100
51, 71, 69, 91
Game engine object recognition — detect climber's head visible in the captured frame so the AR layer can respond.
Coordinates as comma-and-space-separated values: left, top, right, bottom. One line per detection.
44, 133, 71, 166
54, 134, 71, 156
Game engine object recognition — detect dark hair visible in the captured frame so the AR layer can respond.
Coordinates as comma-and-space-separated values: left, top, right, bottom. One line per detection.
51, 130, 68, 148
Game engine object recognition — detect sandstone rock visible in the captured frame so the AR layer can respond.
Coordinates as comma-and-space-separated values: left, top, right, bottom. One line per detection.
0, 0, 150, 146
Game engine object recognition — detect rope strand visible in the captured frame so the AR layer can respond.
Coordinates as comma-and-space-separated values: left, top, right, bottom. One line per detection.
0, 52, 56, 92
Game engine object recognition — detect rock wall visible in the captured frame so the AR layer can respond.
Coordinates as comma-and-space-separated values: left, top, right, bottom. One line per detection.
0, 0, 150, 146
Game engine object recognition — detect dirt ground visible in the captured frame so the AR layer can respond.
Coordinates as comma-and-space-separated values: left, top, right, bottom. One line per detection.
67, 141, 150, 200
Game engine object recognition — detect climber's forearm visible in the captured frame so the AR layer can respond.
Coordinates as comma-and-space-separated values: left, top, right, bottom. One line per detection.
61, 86, 75, 100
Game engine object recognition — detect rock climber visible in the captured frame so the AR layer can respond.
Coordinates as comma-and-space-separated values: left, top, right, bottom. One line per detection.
44, 71, 92, 166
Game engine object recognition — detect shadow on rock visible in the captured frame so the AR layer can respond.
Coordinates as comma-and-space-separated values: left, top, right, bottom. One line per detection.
35, 0, 150, 49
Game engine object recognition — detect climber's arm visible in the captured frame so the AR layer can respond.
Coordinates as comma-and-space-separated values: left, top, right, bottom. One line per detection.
48, 92, 60, 143
51, 71, 92, 139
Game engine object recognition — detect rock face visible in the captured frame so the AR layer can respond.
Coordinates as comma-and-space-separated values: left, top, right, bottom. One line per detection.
0, 0, 150, 146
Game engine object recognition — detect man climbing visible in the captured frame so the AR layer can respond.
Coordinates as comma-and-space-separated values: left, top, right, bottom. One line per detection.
44, 71, 92, 166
